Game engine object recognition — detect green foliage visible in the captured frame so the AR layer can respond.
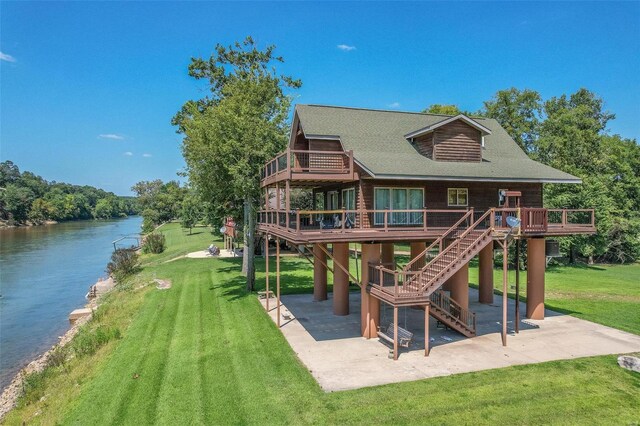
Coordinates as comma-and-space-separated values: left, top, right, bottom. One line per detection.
174, 36, 300, 290
142, 232, 166, 254
132, 179, 186, 230
180, 193, 202, 234
482, 88, 543, 152
106, 248, 139, 281
423, 104, 471, 115
0, 161, 138, 224
70, 325, 121, 357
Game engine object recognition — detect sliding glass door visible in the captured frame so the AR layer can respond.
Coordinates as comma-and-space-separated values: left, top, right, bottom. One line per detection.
374, 187, 424, 226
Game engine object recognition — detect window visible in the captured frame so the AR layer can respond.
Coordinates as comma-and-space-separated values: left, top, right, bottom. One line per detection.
342, 188, 356, 224
327, 191, 338, 210
374, 187, 424, 225
448, 188, 468, 207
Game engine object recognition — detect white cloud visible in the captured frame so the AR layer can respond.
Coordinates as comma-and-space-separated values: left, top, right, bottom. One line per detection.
98, 134, 124, 140
142, 153, 152, 157
337, 44, 356, 51
387, 102, 401, 109
0, 52, 16, 62
123, 151, 133, 156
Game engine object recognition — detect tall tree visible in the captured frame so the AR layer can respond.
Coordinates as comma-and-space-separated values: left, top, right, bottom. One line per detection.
174, 36, 300, 290
423, 104, 466, 115
482, 88, 543, 152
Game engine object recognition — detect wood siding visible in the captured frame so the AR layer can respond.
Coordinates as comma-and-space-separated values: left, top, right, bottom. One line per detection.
434, 120, 482, 162
413, 133, 434, 158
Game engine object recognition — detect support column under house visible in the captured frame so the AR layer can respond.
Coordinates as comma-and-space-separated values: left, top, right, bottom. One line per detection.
527, 238, 546, 320
449, 261, 469, 309
360, 243, 380, 338
478, 243, 494, 304
313, 243, 328, 301
332, 243, 350, 316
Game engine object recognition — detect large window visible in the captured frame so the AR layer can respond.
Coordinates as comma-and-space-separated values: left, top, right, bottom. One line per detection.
342, 188, 356, 224
374, 187, 424, 225
327, 191, 338, 210
448, 188, 468, 207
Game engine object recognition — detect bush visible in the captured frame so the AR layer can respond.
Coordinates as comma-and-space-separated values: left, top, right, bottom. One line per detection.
71, 325, 121, 357
142, 232, 166, 254
106, 248, 139, 281
20, 370, 49, 406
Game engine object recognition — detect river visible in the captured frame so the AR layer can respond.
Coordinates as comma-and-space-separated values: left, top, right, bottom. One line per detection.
0, 216, 142, 389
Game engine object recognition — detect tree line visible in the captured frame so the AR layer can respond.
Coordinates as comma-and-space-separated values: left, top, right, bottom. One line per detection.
0, 161, 138, 225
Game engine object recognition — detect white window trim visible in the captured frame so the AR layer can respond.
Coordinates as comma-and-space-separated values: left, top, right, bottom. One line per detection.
447, 188, 469, 207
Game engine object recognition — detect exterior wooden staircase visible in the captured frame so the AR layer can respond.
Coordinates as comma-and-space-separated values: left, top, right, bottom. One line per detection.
369, 209, 495, 337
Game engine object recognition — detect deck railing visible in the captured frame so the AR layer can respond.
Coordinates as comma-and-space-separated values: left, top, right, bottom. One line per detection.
261, 148, 354, 183
258, 209, 470, 234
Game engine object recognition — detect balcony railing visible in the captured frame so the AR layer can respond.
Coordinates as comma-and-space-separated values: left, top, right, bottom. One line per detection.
258, 207, 596, 238
261, 148, 354, 185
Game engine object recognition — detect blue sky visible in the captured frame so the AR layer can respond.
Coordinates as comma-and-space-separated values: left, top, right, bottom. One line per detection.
2, 1, 639, 195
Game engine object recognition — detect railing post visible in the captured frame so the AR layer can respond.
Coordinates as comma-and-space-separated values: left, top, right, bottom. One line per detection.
562, 210, 567, 227
341, 209, 346, 232
296, 209, 300, 234
287, 148, 291, 180
384, 211, 388, 231
423, 209, 427, 232
517, 207, 522, 236
394, 274, 399, 297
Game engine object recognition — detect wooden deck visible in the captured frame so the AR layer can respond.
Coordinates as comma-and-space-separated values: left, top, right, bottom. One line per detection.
257, 207, 596, 244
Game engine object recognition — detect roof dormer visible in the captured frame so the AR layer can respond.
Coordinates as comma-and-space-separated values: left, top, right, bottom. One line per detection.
405, 115, 492, 162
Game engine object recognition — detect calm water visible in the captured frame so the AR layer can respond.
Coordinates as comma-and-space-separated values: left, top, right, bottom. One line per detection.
0, 216, 142, 389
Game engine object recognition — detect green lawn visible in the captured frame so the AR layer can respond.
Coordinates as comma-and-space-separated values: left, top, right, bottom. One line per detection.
5, 224, 639, 425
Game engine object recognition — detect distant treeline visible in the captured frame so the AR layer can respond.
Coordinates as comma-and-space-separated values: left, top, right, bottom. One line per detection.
0, 161, 139, 225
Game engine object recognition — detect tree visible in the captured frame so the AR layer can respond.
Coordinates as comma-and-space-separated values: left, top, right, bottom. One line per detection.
174, 36, 301, 291
0, 184, 35, 223
132, 180, 186, 231
481, 88, 543, 152
180, 193, 202, 234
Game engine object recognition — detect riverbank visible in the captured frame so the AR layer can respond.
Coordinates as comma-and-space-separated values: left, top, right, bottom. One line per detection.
0, 219, 58, 228
0, 216, 143, 391
2, 223, 639, 424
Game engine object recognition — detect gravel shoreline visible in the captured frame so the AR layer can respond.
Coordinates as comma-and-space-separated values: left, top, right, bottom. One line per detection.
0, 295, 98, 420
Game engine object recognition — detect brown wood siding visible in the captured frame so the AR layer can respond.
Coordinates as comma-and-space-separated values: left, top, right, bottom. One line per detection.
433, 120, 482, 162
412, 133, 434, 159
309, 139, 342, 151
423, 181, 543, 210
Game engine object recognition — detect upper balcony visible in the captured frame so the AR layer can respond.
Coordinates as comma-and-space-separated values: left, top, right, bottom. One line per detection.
261, 148, 357, 187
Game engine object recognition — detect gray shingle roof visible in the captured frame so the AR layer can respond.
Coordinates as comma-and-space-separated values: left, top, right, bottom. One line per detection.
295, 104, 580, 183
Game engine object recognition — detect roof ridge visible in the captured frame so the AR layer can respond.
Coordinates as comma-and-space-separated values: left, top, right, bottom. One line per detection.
296, 103, 488, 120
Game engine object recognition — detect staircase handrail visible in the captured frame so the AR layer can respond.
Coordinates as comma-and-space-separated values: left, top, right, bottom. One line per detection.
416, 209, 494, 293
402, 209, 474, 274
430, 290, 476, 331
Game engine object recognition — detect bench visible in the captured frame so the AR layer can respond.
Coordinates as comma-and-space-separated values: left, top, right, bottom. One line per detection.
377, 323, 414, 348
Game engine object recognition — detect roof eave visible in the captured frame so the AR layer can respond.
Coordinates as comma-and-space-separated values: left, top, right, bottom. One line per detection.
404, 114, 493, 139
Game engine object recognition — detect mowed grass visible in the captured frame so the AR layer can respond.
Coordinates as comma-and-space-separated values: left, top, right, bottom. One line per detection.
5, 226, 639, 425
467, 260, 640, 335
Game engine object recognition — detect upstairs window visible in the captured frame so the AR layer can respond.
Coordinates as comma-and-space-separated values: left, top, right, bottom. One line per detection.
448, 188, 468, 207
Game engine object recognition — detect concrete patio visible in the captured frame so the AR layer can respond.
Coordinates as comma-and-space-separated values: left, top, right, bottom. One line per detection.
260, 288, 640, 391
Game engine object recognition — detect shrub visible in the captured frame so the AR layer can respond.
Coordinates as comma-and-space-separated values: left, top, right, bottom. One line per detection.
46, 346, 69, 369
142, 232, 166, 254
106, 248, 139, 281
71, 325, 121, 357
20, 370, 49, 406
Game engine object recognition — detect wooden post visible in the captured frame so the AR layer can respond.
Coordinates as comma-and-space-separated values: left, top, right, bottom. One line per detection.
332, 243, 350, 316
478, 243, 494, 304
276, 237, 281, 327
424, 304, 430, 357
526, 238, 546, 320
265, 235, 270, 311
313, 243, 328, 301
361, 243, 380, 338
515, 239, 520, 333
502, 240, 508, 346
285, 180, 290, 229
393, 306, 399, 360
